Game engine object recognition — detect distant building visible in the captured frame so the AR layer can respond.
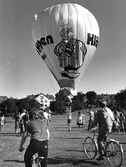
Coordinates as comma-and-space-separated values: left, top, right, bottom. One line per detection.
27, 93, 55, 110
0, 96, 7, 103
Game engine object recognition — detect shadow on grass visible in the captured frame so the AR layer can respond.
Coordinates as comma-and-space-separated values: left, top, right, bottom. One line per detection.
4, 159, 24, 163
0, 132, 22, 137
58, 137, 84, 139
66, 149, 83, 152
48, 157, 99, 166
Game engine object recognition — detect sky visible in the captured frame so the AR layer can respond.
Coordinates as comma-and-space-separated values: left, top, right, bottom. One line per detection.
0, 0, 126, 99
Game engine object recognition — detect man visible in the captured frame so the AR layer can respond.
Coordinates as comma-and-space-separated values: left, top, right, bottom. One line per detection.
19, 109, 27, 133
0, 112, 5, 131
22, 111, 29, 131
67, 112, 72, 131
20, 109, 27, 118
87, 109, 95, 130
90, 100, 114, 161
43, 111, 51, 121
19, 109, 50, 167
12, 111, 20, 133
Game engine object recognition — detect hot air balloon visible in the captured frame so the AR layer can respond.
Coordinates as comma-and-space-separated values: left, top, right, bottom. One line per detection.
32, 3, 100, 95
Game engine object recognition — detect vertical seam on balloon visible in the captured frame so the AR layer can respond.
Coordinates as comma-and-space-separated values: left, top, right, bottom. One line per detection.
80, 6, 87, 69
73, 4, 79, 68
49, 6, 59, 81
43, 7, 58, 83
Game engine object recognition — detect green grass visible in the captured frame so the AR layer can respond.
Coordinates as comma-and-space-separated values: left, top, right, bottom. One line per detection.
0, 109, 126, 167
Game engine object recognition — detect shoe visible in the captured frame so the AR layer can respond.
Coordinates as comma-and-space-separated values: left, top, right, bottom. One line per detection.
96, 155, 104, 161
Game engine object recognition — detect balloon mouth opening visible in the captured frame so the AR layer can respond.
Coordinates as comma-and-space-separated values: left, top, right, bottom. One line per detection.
60, 87, 77, 96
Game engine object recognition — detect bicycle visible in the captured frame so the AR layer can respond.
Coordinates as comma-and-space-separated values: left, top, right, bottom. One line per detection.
83, 130, 124, 167
19, 147, 44, 167
31, 154, 44, 167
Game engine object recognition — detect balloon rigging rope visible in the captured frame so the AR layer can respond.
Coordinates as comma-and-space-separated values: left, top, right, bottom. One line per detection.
46, 67, 57, 94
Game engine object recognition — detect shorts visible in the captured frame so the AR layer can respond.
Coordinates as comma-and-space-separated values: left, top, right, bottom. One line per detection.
67, 119, 72, 124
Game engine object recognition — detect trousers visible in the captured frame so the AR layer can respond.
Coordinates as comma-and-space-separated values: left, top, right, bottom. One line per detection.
97, 131, 108, 156
24, 139, 48, 167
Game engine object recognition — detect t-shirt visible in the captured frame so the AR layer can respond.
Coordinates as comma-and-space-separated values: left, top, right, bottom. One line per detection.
68, 113, 72, 120
0, 116, 5, 125
92, 107, 113, 132
43, 112, 51, 120
77, 114, 85, 123
26, 118, 48, 141
22, 114, 29, 123
89, 110, 95, 121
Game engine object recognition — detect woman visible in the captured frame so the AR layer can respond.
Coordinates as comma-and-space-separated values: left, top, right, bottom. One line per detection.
19, 109, 50, 167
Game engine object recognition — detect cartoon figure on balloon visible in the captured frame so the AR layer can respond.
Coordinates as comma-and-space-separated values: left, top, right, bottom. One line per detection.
54, 23, 87, 79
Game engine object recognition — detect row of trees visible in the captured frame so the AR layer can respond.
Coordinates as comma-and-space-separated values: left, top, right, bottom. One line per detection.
50, 88, 126, 114
0, 87, 126, 115
0, 97, 41, 115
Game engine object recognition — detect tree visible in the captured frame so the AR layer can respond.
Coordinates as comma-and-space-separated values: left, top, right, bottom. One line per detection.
50, 88, 73, 114
0, 97, 41, 115
86, 91, 97, 107
115, 88, 126, 110
0, 98, 18, 114
72, 92, 86, 111
50, 101, 56, 113
16, 98, 41, 113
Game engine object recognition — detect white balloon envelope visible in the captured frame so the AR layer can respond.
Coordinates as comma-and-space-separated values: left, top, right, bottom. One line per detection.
32, 3, 100, 93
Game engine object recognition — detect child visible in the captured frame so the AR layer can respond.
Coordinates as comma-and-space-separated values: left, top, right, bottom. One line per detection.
77, 111, 85, 127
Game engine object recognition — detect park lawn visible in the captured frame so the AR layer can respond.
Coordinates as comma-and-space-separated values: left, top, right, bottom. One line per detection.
0, 109, 126, 167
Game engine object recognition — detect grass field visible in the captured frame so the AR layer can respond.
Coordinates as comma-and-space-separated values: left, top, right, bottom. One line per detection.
0, 109, 126, 167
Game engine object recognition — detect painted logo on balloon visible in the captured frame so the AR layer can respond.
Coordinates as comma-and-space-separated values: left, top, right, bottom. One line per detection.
54, 23, 87, 79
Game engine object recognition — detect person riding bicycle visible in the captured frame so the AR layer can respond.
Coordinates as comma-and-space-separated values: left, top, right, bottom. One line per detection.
19, 109, 50, 167
90, 100, 114, 161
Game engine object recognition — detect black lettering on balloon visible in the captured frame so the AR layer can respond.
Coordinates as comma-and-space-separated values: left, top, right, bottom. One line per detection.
87, 33, 99, 47
35, 40, 43, 55
40, 37, 47, 45
35, 35, 54, 55
46, 35, 54, 44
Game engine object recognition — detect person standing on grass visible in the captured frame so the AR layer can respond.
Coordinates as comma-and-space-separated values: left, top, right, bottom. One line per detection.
12, 111, 20, 133
119, 112, 125, 132
19, 109, 28, 133
89, 100, 114, 161
0, 112, 5, 131
19, 109, 50, 167
87, 109, 95, 130
67, 112, 72, 131
77, 111, 85, 127
113, 110, 120, 132
22, 111, 29, 131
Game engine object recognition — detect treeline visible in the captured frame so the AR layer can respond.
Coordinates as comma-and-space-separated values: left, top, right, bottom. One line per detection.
0, 87, 126, 115
0, 97, 41, 116
50, 88, 126, 114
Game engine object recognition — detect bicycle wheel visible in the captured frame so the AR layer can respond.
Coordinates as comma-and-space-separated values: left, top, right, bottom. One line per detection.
83, 136, 97, 159
32, 157, 41, 167
105, 140, 123, 167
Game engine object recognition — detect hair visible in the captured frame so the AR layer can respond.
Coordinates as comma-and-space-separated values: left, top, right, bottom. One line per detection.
29, 109, 45, 120
29, 110, 39, 120
99, 100, 107, 108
